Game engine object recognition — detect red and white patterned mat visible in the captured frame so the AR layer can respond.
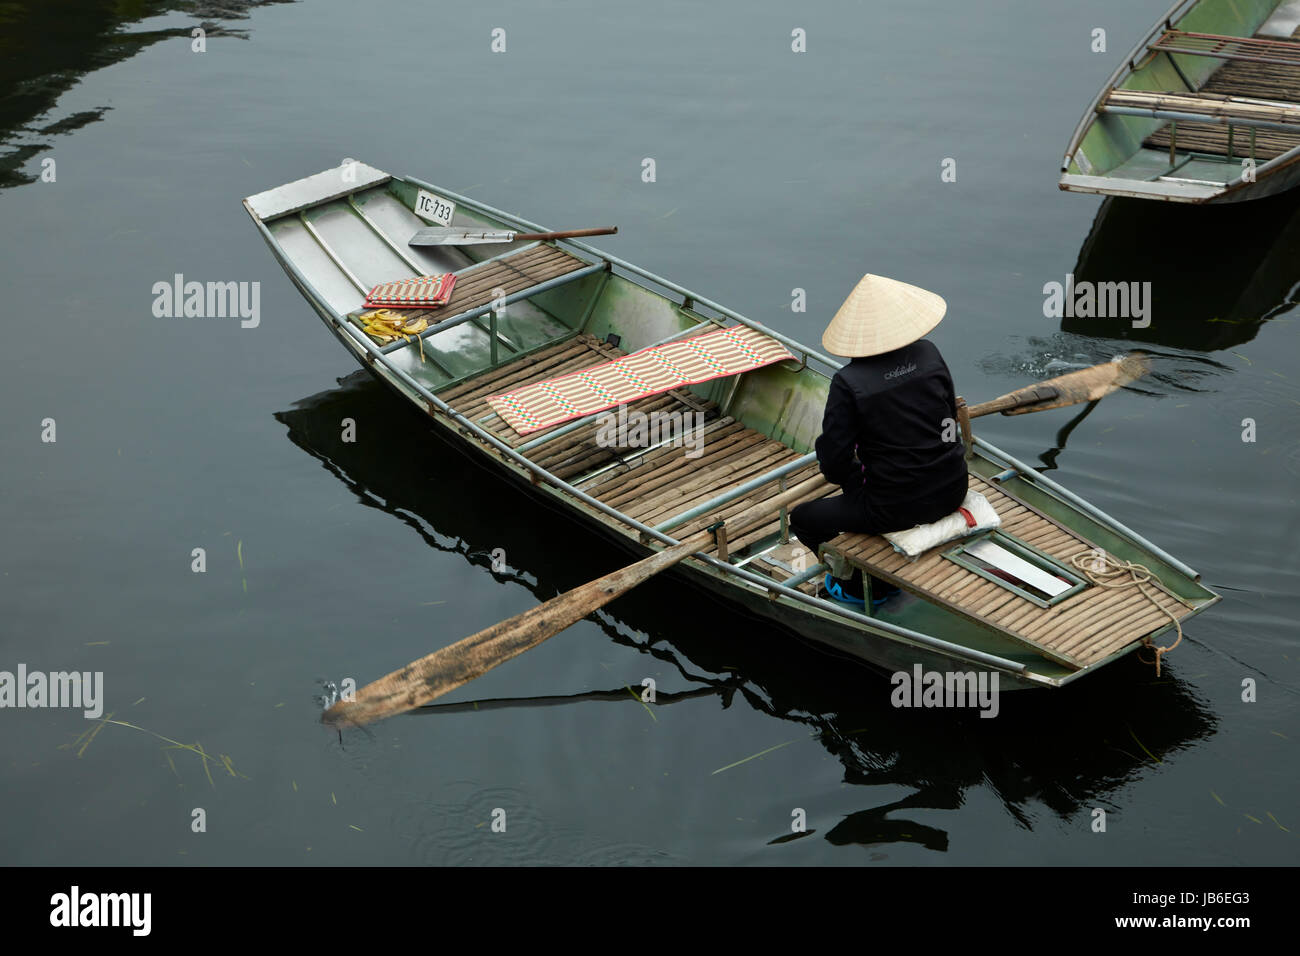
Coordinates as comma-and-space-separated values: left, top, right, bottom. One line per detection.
364, 273, 457, 308
487, 325, 795, 435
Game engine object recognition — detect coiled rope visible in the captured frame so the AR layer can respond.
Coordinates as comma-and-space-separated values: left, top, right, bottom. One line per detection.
1068, 549, 1182, 676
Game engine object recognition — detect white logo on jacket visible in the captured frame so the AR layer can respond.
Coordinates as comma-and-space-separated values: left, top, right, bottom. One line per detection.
884, 363, 917, 380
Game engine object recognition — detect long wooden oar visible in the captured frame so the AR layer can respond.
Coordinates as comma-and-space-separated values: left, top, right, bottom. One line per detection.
323, 352, 1150, 727
409, 226, 617, 246
323, 476, 826, 727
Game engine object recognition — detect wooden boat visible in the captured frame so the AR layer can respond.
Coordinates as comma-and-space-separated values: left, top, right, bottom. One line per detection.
244, 162, 1219, 692
1061, 0, 1300, 203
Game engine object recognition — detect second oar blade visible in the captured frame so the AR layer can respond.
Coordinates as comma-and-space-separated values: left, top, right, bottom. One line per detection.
408, 226, 517, 246
1000, 351, 1151, 415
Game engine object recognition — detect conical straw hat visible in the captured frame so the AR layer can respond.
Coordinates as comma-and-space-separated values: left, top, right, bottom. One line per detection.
821, 274, 947, 358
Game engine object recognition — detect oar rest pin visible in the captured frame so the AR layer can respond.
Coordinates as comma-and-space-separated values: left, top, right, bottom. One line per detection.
706, 519, 729, 562
955, 397, 973, 459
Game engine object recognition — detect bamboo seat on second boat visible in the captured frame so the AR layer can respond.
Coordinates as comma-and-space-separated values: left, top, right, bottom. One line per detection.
1060, 1, 1300, 202
821, 475, 1201, 670
1140, 26, 1300, 161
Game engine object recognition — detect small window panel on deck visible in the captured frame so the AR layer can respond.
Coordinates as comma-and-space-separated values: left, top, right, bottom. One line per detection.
943, 532, 1086, 609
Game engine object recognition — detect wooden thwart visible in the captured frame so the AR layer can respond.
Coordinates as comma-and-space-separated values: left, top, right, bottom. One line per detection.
1148, 29, 1300, 67
1109, 88, 1300, 126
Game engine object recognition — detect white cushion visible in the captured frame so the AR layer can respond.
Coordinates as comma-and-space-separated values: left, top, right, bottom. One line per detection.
883, 490, 1000, 558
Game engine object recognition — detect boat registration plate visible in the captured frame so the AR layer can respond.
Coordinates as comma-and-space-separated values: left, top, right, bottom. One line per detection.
415, 189, 456, 226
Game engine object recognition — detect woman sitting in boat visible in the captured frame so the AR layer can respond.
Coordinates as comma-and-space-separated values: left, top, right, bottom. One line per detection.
790, 273, 968, 608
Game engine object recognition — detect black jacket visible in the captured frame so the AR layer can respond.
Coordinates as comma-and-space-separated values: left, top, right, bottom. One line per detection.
815, 339, 967, 502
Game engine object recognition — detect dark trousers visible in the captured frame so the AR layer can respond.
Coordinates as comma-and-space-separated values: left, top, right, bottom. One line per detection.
790, 473, 968, 570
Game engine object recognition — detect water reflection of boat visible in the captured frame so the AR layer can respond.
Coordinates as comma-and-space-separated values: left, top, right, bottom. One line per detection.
1068, 191, 1300, 349
276, 376, 1217, 854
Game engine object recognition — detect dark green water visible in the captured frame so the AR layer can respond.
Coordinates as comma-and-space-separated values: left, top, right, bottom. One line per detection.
1, 0, 1296, 865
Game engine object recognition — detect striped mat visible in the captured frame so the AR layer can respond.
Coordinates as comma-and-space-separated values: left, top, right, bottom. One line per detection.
364, 273, 456, 308
488, 325, 795, 435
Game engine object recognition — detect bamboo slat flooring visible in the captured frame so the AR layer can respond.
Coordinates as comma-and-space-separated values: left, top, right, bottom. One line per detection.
443, 335, 834, 570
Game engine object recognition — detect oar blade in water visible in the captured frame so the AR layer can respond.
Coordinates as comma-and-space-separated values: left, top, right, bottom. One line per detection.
965, 353, 1151, 418
322, 537, 699, 727
321, 477, 827, 727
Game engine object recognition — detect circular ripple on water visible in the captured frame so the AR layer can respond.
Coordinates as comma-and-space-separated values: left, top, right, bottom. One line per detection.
1287, 443, 1300, 480
377, 781, 686, 865
394, 784, 569, 866
569, 841, 684, 866
1204, 383, 1300, 481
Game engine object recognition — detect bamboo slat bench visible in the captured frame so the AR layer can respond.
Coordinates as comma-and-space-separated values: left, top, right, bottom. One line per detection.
1136, 28, 1300, 160
821, 474, 1201, 670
